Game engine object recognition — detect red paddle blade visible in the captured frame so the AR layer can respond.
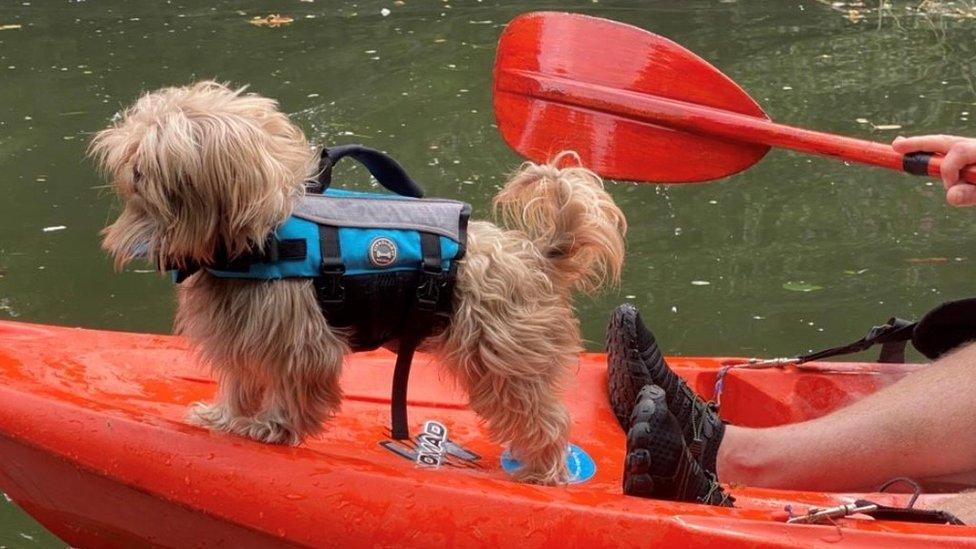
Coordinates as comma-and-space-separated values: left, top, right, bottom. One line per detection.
493, 12, 770, 183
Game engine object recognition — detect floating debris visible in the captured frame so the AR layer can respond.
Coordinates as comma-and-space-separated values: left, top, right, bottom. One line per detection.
782, 281, 823, 292
0, 299, 18, 317
248, 14, 294, 28
906, 257, 949, 264
817, 0, 976, 22
691, 280, 711, 286
381, 8, 391, 16
42, 225, 66, 232
855, 118, 903, 131
0, 24, 22, 31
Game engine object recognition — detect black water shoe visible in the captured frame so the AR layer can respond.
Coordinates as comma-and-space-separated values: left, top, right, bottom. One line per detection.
607, 303, 725, 472
624, 384, 733, 507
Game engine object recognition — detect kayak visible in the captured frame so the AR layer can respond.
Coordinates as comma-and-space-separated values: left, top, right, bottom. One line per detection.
0, 319, 974, 548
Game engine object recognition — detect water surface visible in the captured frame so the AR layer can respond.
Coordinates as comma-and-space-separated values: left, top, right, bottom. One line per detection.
2, 0, 975, 544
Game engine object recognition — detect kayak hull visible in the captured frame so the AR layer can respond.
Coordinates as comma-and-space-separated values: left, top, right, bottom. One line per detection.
0, 320, 972, 548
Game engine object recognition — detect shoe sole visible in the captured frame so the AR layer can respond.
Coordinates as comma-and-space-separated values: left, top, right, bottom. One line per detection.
607, 304, 656, 431
623, 384, 673, 498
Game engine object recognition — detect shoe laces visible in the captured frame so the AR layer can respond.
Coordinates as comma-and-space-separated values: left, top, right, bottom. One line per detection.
698, 473, 734, 507
684, 385, 717, 455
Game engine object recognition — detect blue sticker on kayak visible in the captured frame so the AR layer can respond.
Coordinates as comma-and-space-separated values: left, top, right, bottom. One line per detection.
500, 443, 596, 484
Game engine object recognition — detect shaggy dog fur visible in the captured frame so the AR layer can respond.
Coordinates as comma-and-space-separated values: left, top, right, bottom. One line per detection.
91, 81, 626, 485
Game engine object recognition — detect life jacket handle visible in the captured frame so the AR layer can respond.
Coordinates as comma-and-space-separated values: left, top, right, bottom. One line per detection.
311, 144, 425, 198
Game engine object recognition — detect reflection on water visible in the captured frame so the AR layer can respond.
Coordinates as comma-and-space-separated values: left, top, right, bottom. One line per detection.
1, 1, 975, 544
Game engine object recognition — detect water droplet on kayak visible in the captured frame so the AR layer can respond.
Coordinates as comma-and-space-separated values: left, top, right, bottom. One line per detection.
285, 493, 304, 500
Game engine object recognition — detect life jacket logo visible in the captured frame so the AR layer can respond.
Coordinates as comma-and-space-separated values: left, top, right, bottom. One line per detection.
380, 419, 482, 469
369, 237, 397, 267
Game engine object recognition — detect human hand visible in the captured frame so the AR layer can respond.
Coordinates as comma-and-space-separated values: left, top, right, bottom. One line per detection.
892, 135, 976, 207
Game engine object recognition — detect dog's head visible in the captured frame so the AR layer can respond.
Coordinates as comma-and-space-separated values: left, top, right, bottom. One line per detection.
90, 80, 316, 271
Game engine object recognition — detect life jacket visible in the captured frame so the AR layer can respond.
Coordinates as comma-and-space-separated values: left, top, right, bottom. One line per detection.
175, 145, 471, 440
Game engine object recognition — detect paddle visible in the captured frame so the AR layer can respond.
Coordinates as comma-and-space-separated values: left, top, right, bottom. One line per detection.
492, 11, 976, 184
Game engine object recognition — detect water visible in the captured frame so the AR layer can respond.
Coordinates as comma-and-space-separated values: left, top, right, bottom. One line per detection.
1, 0, 975, 544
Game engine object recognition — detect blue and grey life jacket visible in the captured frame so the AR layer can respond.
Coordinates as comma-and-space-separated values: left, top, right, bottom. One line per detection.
175, 145, 471, 439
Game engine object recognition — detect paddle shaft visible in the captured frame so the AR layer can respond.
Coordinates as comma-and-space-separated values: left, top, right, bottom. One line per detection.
498, 69, 976, 184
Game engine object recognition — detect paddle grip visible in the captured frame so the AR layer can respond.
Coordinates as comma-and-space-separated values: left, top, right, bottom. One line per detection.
903, 152, 976, 185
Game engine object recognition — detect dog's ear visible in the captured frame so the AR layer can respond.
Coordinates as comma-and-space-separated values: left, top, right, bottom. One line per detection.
92, 82, 316, 270
91, 117, 159, 270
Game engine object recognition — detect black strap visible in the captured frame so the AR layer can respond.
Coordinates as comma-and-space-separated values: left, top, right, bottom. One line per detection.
312, 144, 425, 198
390, 232, 443, 440
172, 237, 307, 283
315, 225, 345, 307
797, 318, 916, 364
854, 499, 965, 525
795, 298, 976, 364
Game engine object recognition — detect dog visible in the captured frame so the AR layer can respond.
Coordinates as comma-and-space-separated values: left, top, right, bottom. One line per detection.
90, 81, 626, 484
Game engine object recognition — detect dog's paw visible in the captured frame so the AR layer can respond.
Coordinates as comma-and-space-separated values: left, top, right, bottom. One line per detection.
187, 401, 233, 430
511, 454, 570, 486
242, 417, 302, 446
513, 466, 569, 486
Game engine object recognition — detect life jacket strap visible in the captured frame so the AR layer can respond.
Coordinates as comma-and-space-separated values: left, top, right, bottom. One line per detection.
314, 225, 345, 306
390, 232, 444, 440
172, 235, 308, 283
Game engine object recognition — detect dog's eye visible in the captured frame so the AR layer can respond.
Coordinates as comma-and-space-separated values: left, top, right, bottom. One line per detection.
130, 168, 143, 195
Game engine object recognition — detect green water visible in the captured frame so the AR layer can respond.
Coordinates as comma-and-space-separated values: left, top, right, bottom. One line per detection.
2, 0, 976, 545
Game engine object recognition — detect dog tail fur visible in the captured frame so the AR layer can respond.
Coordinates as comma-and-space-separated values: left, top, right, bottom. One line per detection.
494, 151, 627, 294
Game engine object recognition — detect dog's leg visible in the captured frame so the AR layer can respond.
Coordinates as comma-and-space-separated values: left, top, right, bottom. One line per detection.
245, 350, 343, 446
179, 277, 347, 445
470, 366, 572, 485
188, 370, 266, 433
432, 222, 584, 485
435, 288, 577, 481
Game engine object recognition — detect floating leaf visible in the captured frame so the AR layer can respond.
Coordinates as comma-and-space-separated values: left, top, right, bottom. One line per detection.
249, 14, 294, 27
782, 281, 823, 292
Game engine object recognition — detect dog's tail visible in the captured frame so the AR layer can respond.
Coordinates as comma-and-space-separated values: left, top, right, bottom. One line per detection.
494, 151, 627, 294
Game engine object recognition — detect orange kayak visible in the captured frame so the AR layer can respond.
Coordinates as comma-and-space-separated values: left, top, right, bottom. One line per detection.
0, 319, 973, 548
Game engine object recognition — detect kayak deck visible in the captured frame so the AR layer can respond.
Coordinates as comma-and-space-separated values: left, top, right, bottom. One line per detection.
0, 320, 972, 547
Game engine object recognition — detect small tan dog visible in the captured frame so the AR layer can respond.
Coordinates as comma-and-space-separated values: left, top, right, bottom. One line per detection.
91, 81, 626, 484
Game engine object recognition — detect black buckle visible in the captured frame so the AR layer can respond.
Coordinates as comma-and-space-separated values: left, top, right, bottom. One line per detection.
264, 234, 280, 263
317, 260, 346, 305
416, 267, 443, 312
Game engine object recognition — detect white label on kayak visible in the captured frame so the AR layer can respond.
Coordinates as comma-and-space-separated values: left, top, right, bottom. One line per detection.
415, 420, 448, 468
379, 419, 482, 469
